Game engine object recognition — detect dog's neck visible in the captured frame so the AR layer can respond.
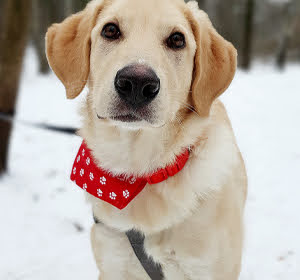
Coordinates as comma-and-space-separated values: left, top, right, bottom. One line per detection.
79, 102, 209, 176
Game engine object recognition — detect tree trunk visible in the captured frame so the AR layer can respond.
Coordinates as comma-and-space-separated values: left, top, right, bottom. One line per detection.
240, 0, 255, 70
76, 0, 90, 11
0, 1, 5, 32
64, 0, 74, 16
31, 0, 56, 74
195, 0, 206, 9
276, 0, 299, 70
277, 33, 289, 70
63, 0, 90, 16
0, 0, 32, 175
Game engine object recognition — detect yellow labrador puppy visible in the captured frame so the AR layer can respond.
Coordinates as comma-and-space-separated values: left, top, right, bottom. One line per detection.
46, 0, 247, 279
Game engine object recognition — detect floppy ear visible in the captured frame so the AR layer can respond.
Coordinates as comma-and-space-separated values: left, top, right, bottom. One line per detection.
186, 2, 237, 116
46, 2, 103, 99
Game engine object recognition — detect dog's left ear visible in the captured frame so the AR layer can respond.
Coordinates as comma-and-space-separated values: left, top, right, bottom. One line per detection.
46, 2, 104, 99
186, 2, 237, 116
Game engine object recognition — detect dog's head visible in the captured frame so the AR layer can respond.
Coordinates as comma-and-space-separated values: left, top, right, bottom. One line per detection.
46, 0, 236, 129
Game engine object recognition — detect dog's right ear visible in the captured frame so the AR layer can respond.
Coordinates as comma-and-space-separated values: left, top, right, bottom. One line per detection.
46, 2, 104, 99
186, 1, 237, 117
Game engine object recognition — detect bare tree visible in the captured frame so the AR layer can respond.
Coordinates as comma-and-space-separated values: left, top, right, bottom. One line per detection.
276, 0, 299, 70
32, 0, 52, 73
75, 0, 91, 11
64, 0, 74, 16
204, 0, 244, 64
0, 1, 5, 32
30, 0, 91, 74
195, 0, 206, 9
64, 0, 90, 16
240, 0, 255, 70
31, 0, 66, 74
0, 0, 32, 174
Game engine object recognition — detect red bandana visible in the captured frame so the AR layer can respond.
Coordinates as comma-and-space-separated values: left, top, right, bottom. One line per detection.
70, 141, 190, 210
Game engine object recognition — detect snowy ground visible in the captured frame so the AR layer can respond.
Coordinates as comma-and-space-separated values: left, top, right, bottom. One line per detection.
1, 47, 299, 279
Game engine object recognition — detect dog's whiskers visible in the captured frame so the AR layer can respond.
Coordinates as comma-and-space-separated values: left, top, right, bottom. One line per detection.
173, 99, 201, 118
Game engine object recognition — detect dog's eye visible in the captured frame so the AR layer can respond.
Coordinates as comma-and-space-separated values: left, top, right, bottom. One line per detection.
167, 32, 186, 49
101, 23, 121, 40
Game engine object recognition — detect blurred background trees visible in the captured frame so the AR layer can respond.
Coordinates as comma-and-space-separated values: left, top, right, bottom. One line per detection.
5, 0, 300, 76
0, 0, 299, 175
31, 0, 90, 74
0, 0, 32, 174
197, 0, 300, 69
0, 0, 89, 175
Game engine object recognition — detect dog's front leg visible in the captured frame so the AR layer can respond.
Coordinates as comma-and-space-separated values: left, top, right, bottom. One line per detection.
91, 224, 151, 280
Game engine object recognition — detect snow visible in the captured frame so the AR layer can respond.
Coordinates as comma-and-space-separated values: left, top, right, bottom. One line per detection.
222, 64, 300, 280
0, 48, 98, 280
268, 0, 292, 5
1, 47, 299, 279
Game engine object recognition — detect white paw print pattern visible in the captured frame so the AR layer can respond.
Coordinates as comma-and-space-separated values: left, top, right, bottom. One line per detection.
73, 167, 76, 175
89, 172, 94, 181
109, 192, 117, 200
129, 177, 136, 184
77, 155, 81, 163
86, 157, 90, 166
83, 183, 88, 191
117, 175, 126, 181
100, 176, 107, 185
123, 190, 130, 199
80, 168, 84, 177
97, 189, 103, 197
82, 149, 85, 156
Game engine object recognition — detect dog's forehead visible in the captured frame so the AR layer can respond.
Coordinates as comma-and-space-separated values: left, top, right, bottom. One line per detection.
97, 0, 189, 29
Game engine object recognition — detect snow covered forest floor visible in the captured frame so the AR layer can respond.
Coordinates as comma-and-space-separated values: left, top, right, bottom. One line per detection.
1, 48, 299, 279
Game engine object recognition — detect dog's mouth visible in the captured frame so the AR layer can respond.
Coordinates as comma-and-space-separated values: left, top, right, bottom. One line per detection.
97, 113, 142, 123
111, 114, 142, 123
97, 100, 154, 124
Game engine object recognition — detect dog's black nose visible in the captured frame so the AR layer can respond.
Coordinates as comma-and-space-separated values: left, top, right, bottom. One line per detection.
115, 64, 160, 108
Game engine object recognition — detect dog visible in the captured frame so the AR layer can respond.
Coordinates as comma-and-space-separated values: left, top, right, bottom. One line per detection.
46, 0, 247, 279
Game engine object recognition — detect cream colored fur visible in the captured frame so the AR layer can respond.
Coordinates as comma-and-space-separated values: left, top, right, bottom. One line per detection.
46, 0, 247, 279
